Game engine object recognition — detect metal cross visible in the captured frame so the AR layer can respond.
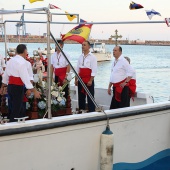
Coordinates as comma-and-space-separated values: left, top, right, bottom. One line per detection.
110, 29, 122, 46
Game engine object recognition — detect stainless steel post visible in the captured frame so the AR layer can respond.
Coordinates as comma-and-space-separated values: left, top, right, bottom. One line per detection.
47, 10, 52, 119
4, 22, 7, 62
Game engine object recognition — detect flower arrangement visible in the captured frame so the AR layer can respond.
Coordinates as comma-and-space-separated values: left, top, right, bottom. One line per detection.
26, 81, 67, 118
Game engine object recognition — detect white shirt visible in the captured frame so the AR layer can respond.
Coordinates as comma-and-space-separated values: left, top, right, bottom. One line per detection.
129, 65, 136, 80
0, 54, 6, 74
26, 60, 34, 81
76, 52, 97, 76
2, 55, 33, 89
51, 51, 70, 68
110, 55, 135, 83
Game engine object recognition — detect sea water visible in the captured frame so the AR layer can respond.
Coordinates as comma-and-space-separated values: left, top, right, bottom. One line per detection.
0, 42, 170, 103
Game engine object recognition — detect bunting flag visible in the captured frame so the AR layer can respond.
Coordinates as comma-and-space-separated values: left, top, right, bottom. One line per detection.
165, 18, 170, 27
145, 9, 161, 20
75, 19, 87, 30
29, 0, 43, 3
61, 24, 92, 44
49, 4, 61, 10
129, 1, 144, 10
65, 11, 77, 21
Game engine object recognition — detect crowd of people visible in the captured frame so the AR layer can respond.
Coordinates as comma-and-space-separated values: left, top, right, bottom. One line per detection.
0, 40, 136, 122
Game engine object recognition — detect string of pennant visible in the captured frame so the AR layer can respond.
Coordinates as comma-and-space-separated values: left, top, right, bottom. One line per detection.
29, 0, 79, 22
29, 0, 170, 27
28, 0, 170, 44
129, 1, 170, 27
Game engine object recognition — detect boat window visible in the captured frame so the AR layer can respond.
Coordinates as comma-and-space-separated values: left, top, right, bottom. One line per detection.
94, 43, 102, 48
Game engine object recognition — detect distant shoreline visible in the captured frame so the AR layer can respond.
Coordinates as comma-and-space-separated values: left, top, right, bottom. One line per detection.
0, 35, 170, 46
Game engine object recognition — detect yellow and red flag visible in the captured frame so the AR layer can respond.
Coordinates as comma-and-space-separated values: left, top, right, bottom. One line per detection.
61, 23, 92, 44
29, 0, 43, 3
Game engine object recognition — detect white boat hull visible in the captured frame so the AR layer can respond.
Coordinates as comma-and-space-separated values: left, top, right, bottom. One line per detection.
0, 102, 169, 170
95, 52, 112, 62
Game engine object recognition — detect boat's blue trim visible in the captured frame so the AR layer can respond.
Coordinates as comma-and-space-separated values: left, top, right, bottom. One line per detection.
113, 149, 170, 170
0, 104, 170, 136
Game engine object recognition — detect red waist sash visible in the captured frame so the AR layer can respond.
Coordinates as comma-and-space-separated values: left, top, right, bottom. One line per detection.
9, 76, 24, 86
55, 67, 67, 85
129, 79, 136, 101
79, 68, 92, 94
79, 68, 92, 83
113, 79, 128, 102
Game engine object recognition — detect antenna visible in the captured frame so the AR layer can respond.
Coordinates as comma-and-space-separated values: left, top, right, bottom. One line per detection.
0, 8, 4, 37
16, 5, 26, 36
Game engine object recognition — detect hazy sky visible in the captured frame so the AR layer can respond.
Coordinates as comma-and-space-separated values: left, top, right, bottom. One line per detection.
0, 0, 170, 40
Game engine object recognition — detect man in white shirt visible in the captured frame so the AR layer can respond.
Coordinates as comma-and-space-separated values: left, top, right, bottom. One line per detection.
75, 41, 97, 112
108, 46, 135, 109
51, 40, 71, 100
0, 44, 41, 122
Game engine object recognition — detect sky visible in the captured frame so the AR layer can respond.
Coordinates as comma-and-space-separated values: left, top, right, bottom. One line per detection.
0, 0, 170, 41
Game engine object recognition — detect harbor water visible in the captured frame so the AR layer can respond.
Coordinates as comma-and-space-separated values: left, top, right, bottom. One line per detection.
0, 42, 170, 103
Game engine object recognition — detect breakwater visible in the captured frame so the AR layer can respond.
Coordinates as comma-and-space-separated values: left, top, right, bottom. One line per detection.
0, 35, 170, 46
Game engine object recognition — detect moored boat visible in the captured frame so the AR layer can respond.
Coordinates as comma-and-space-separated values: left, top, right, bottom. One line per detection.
37, 47, 55, 55
90, 41, 112, 62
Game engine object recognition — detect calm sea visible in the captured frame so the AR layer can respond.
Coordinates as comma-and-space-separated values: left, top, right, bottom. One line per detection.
0, 42, 170, 103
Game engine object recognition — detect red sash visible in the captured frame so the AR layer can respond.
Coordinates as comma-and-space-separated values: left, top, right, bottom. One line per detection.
9, 76, 24, 86
55, 67, 67, 86
129, 79, 136, 101
113, 79, 128, 102
79, 68, 92, 94
79, 68, 92, 83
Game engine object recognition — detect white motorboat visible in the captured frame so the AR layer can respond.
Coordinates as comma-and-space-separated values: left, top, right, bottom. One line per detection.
90, 41, 112, 62
36, 47, 55, 55
0, 7, 169, 170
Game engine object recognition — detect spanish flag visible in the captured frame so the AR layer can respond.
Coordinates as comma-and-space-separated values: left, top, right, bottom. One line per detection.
61, 24, 92, 44
65, 11, 77, 21
29, 0, 43, 3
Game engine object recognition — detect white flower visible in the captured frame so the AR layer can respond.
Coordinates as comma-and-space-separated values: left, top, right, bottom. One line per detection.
57, 96, 62, 102
42, 81, 46, 88
51, 86, 54, 91
26, 102, 30, 109
51, 91, 59, 97
61, 91, 65, 95
6, 97, 8, 106
33, 74, 39, 83
59, 86, 62, 91
38, 101, 46, 109
28, 92, 34, 99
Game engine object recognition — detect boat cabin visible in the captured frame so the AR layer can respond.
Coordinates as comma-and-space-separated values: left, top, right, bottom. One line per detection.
90, 42, 106, 53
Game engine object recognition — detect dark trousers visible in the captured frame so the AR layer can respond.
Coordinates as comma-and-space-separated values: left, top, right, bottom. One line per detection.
7, 84, 25, 122
110, 86, 130, 109
78, 81, 95, 112
55, 76, 68, 100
